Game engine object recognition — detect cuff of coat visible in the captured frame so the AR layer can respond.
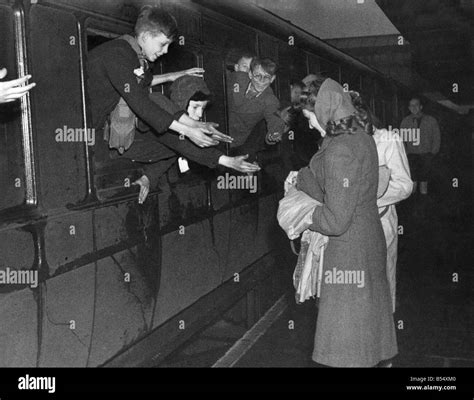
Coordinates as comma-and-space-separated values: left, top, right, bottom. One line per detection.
203, 149, 223, 169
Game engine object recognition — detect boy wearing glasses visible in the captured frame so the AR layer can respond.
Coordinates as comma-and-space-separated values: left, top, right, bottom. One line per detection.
227, 57, 287, 159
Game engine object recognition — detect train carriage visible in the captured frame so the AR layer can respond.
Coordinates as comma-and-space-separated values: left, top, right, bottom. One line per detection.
0, 0, 459, 367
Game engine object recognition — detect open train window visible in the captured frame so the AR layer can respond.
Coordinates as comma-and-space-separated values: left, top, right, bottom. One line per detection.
85, 25, 148, 201
0, 6, 27, 213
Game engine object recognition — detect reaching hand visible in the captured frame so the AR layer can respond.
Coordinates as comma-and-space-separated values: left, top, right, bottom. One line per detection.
182, 67, 205, 78
0, 68, 35, 104
219, 155, 261, 173
184, 126, 219, 147
132, 175, 150, 204
199, 122, 233, 143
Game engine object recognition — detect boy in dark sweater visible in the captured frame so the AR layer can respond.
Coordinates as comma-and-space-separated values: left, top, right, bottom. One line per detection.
87, 6, 231, 159
87, 6, 259, 202
227, 57, 288, 160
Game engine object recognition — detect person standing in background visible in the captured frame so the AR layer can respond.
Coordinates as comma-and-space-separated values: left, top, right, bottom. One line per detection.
400, 97, 440, 197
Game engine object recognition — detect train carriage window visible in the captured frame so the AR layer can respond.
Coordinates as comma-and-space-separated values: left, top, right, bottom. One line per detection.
278, 43, 307, 104
201, 49, 226, 133
85, 25, 148, 201
0, 6, 26, 212
319, 58, 341, 82
340, 66, 361, 93
160, 44, 200, 98
307, 53, 321, 76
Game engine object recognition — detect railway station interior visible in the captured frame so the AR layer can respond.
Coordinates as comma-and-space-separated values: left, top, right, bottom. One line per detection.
0, 0, 472, 380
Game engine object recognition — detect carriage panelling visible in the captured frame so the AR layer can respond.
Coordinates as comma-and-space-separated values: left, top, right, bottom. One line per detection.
202, 15, 256, 54
307, 52, 321, 76
0, 0, 461, 369
38, 262, 95, 367
29, 4, 87, 210
201, 48, 227, 135
258, 32, 279, 61
170, 3, 202, 44
319, 57, 341, 82
278, 42, 307, 104
340, 65, 362, 93
0, 287, 38, 367
160, 44, 200, 97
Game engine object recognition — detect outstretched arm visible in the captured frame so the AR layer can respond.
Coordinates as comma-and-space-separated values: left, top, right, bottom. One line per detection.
151, 68, 205, 86
264, 97, 287, 144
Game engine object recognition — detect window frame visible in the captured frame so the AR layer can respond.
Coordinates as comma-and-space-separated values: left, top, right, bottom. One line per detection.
0, 3, 37, 218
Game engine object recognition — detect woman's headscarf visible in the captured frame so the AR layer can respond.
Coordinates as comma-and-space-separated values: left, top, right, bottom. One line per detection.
300, 77, 371, 136
312, 78, 356, 131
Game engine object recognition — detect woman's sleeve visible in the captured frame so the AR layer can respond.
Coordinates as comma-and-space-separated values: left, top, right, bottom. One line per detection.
296, 166, 324, 203
310, 143, 360, 236
377, 135, 413, 208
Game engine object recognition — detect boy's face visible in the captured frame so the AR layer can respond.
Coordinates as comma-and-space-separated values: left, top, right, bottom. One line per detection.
138, 31, 172, 62
249, 65, 275, 93
290, 85, 302, 104
234, 57, 252, 73
187, 100, 209, 121
408, 99, 422, 116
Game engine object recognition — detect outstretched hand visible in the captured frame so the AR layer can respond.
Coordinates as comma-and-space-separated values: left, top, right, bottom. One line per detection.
219, 155, 261, 173
184, 125, 219, 147
182, 67, 205, 78
199, 122, 234, 143
0, 68, 35, 104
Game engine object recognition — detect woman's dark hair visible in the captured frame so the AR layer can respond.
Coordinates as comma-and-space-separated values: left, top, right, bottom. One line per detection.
293, 76, 373, 136
349, 91, 381, 134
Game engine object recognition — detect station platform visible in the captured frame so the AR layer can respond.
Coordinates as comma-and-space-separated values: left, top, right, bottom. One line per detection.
159, 187, 473, 368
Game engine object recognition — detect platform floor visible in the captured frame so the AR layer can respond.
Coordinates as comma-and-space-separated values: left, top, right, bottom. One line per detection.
159, 188, 473, 368
233, 192, 473, 368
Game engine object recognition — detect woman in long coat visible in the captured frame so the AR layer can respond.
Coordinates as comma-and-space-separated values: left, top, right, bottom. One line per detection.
296, 77, 398, 367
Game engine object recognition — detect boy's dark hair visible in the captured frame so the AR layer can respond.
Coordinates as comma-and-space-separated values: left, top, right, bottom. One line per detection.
225, 48, 255, 65
134, 6, 178, 40
409, 96, 423, 106
250, 57, 278, 76
290, 80, 305, 90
